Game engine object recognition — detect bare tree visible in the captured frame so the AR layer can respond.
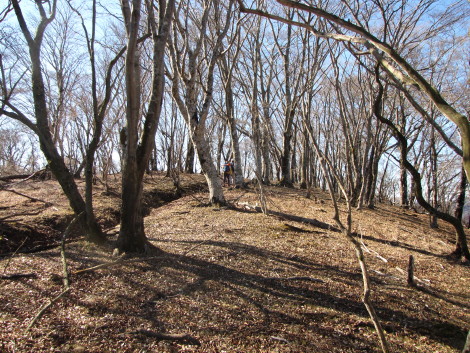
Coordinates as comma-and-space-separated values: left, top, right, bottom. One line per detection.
169, 0, 234, 205
1, 0, 105, 243
373, 65, 470, 261
117, 0, 175, 253
239, 0, 470, 181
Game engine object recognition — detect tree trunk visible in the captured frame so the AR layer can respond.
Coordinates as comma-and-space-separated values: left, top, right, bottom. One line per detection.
430, 128, 438, 228
399, 109, 409, 207
10, 0, 105, 244
191, 115, 225, 204
117, 0, 175, 253
455, 164, 467, 222
299, 126, 309, 189
185, 138, 195, 173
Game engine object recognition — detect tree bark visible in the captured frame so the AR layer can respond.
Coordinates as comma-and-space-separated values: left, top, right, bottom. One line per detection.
455, 164, 467, 223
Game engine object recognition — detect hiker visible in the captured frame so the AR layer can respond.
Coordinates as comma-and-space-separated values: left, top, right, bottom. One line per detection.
223, 160, 231, 186
229, 159, 235, 186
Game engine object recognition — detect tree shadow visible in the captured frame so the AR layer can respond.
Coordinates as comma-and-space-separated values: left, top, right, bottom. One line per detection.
354, 233, 447, 258
136, 239, 467, 350
12, 237, 466, 351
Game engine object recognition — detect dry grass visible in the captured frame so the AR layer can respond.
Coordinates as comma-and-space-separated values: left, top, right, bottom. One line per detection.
0, 173, 469, 352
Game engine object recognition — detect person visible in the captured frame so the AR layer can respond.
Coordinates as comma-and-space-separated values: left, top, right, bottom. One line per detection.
229, 159, 235, 186
223, 160, 231, 186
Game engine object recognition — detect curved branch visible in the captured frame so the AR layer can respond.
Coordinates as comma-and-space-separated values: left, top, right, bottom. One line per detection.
239, 0, 470, 179
373, 65, 469, 261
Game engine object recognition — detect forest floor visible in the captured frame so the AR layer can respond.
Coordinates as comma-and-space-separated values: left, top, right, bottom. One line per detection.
0, 172, 469, 352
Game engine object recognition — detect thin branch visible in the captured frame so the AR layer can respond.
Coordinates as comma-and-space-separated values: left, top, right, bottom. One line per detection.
1, 189, 52, 206
2, 236, 29, 274
25, 212, 84, 332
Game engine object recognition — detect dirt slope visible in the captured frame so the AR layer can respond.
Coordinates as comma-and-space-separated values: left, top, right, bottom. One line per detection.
0, 174, 469, 352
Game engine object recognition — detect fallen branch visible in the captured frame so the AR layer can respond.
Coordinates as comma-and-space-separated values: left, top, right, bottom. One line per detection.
371, 270, 401, 281
3, 236, 28, 273
0, 210, 46, 222
263, 276, 324, 283
407, 255, 416, 287
0, 169, 46, 185
2, 189, 52, 206
25, 287, 71, 332
73, 255, 169, 275
0, 173, 33, 182
25, 213, 83, 332
130, 329, 200, 345
360, 237, 389, 263
1, 273, 37, 280
463, 330, 470, 353
395, 264, 429, 286
238, 202, 338, 231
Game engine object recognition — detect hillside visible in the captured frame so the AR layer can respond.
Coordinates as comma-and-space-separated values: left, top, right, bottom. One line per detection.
0, 173, 469, 352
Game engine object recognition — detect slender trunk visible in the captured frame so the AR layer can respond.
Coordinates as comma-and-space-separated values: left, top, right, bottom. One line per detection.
455, 164, 467, 222
216, 124, 226, 176
399, 110, 408, 207
299, 126, 309, 189
279, 22, 294, 187
225, 91, 244, 187
366, 147, 379, 209
185, 138, 195, 173
191, 115, 225, 204
305, 117, 390, 353
429, 129, 439, 228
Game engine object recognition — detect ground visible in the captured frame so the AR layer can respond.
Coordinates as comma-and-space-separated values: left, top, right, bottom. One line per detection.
0, 173, 469, 352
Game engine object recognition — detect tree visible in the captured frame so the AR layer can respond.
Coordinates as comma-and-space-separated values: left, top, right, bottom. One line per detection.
66, 0, 128, 243
116, 0, 175, 253
1, 0, 105, 243
240, 0, 470, 180
169, 0, 234, 205
217, 27, 245, 188
373, 65, 470, 261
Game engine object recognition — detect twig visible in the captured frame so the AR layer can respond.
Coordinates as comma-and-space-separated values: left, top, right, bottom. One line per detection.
0, 210, 45, 222
407, 255, 416, 287
130, 330, 200, 345
188, 192, 208, 206
180, 231, 221, 256
270, 336, 289, 344
226, 189, 249, 206
25, 213, 83, 332
73, 255, 169, 275
2, 189, 52, 206
1, 273, 37, 280
3, 236, 28, 274
263, 276, 324, 283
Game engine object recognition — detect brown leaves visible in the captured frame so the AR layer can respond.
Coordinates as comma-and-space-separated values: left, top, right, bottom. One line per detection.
0, 175, 468, 352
